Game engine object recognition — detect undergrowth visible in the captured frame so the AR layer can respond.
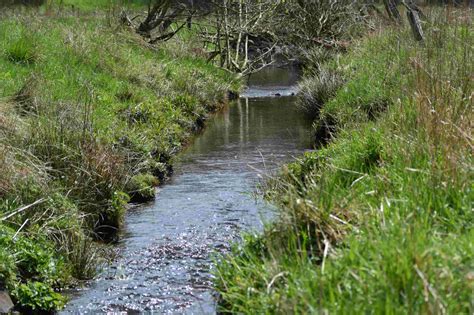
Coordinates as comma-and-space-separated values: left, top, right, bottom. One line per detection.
215, 7, 473, 314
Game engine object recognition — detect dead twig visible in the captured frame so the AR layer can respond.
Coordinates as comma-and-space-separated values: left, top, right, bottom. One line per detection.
0, 198, 46, 222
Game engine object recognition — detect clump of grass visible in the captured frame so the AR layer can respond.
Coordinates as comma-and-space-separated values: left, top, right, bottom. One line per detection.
12, 76, 39, 114
296, 66, 344, 119
126, 173, 159, 202
65, 233, 106, 281
299, 46, 335, 68
5, 33, 37, 65
215, 7, 473, 314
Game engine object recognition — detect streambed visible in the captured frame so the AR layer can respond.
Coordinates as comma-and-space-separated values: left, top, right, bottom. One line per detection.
63, 67, 312, 314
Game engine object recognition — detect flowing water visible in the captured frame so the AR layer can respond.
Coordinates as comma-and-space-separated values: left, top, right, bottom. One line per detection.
63, 67, 313, 314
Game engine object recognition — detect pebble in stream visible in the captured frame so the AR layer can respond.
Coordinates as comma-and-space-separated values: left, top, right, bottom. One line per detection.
63, 67, 313, 314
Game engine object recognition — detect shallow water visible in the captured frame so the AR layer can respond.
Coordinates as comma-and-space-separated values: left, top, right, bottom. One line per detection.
63, 67, 312, 314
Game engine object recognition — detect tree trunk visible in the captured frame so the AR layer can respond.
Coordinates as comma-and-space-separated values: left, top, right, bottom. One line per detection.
406, 6, 424, 41
384, 0, 402, 23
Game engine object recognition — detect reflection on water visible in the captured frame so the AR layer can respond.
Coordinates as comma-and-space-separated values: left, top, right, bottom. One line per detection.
63, 68, 312, 314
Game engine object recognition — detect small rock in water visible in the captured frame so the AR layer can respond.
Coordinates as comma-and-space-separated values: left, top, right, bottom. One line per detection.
0, 291, 14, 314
275, 93, 282, 97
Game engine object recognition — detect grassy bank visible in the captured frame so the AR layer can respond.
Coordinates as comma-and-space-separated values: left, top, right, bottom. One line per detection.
0, 3, 238, 311
215, 7, 473, 314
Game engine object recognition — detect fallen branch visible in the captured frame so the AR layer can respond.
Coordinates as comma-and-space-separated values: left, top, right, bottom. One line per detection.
0, 198, 46, 222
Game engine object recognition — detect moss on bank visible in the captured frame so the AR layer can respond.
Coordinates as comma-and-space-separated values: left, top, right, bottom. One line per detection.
215, 8, 473, 314
0, 3, 238, 312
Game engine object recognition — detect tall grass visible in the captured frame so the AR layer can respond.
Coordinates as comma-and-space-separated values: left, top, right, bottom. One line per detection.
296, 66, 344, 120
215, 6, 473, 314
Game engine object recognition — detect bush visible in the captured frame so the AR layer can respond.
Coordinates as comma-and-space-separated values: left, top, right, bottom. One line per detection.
282, 0, 365, 48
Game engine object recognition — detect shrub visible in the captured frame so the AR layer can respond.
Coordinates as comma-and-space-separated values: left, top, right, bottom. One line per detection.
282, 0, 365, 48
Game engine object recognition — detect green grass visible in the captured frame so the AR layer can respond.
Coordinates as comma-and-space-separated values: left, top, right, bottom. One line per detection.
0, 6, 239, 312
3, 0, 151, 11
215, 7, 473, 314
66, 0, 150, 10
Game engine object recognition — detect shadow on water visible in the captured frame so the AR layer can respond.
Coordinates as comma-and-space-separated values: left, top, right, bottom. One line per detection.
62, 67, 313, 314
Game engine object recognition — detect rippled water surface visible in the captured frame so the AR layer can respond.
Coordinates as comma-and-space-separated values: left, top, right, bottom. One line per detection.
63, 67, 312, 314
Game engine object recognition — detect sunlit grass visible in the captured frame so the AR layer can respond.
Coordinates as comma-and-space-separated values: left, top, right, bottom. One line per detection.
215, 7, 473, 314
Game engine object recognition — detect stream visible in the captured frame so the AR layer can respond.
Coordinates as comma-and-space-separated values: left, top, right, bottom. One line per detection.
63, 67, 313, 314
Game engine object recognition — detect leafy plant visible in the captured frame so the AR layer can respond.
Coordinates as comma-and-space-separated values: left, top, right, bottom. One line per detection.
0, 241, 17, 290
13, 281, 65, 312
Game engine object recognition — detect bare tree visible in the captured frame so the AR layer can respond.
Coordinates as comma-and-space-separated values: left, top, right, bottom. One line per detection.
283, 0, 362, 45
202, 0, 283, 75
121, 0, 196, 43
383, 0, 425, 41
122, 0, 368, 74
